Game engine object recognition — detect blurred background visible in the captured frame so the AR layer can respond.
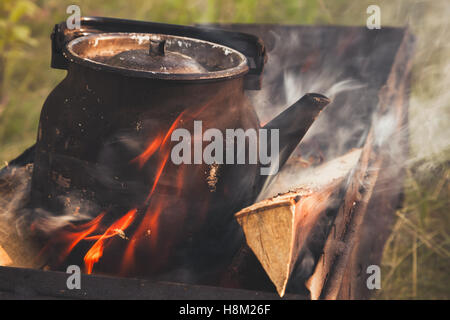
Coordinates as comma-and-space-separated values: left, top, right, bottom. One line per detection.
0, 0, 448, 299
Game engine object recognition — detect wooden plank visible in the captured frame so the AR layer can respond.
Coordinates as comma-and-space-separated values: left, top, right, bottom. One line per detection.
337, 29, 414, 300
306, 30, 414, 300
306, 131, 379, 299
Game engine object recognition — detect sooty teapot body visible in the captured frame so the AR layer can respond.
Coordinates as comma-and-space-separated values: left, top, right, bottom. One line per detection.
31, 18, 329, 283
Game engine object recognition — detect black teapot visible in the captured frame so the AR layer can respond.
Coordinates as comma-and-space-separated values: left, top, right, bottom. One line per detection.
31, 17, 329, 282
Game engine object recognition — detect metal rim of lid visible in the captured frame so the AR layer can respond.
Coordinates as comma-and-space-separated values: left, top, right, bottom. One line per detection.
64, 32, 249, 81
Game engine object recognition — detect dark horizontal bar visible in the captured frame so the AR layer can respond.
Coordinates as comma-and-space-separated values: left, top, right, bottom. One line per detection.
0, 266, 305, 300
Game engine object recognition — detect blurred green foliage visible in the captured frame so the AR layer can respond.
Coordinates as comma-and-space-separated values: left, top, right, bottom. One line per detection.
0, 0, 448, 299
0, 0, 38, 51
0, 0, 38, 105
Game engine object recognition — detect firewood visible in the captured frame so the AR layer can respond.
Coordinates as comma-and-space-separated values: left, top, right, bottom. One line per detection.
257, 148, 362, 200
235, 185, 337, 297
235, 149, 362, 297
0, 163, 42, 268
0, 245, 12, 267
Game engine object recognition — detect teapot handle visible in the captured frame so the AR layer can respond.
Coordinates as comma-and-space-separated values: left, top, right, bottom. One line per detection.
51, 16, 267, 90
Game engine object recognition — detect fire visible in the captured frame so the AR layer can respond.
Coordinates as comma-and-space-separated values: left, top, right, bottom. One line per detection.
130, 135, 163, 169
38, 210, 138, 274
37, 212, 105, 265
84, 209, 137, 274
42, 105, 209, 276
120, 204, 163, 274
64, 213, 105, 256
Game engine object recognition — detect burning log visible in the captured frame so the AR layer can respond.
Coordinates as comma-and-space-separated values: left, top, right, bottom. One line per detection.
306, 29, 415, 300
234, 149, 362, 297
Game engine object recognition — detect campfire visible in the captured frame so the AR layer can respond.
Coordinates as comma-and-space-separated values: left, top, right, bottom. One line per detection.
0, 17, 414, 300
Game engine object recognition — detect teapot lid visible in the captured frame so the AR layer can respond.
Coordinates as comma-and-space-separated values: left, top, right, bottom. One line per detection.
65, 33, 249, 81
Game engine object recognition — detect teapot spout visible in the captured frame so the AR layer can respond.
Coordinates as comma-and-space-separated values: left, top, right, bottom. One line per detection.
262, 93, 330, 172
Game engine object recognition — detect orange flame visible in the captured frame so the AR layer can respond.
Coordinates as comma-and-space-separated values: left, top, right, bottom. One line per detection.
120, 204, 163, 274
130, 135, 163, 169
146, 152, 170, 203
62, 213, 105, 259
36, 212, 105, 264
84, 209, 137, 274
44, 104, 211, 276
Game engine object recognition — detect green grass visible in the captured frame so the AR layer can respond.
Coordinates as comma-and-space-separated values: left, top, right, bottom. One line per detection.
0, 0, 448, 299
